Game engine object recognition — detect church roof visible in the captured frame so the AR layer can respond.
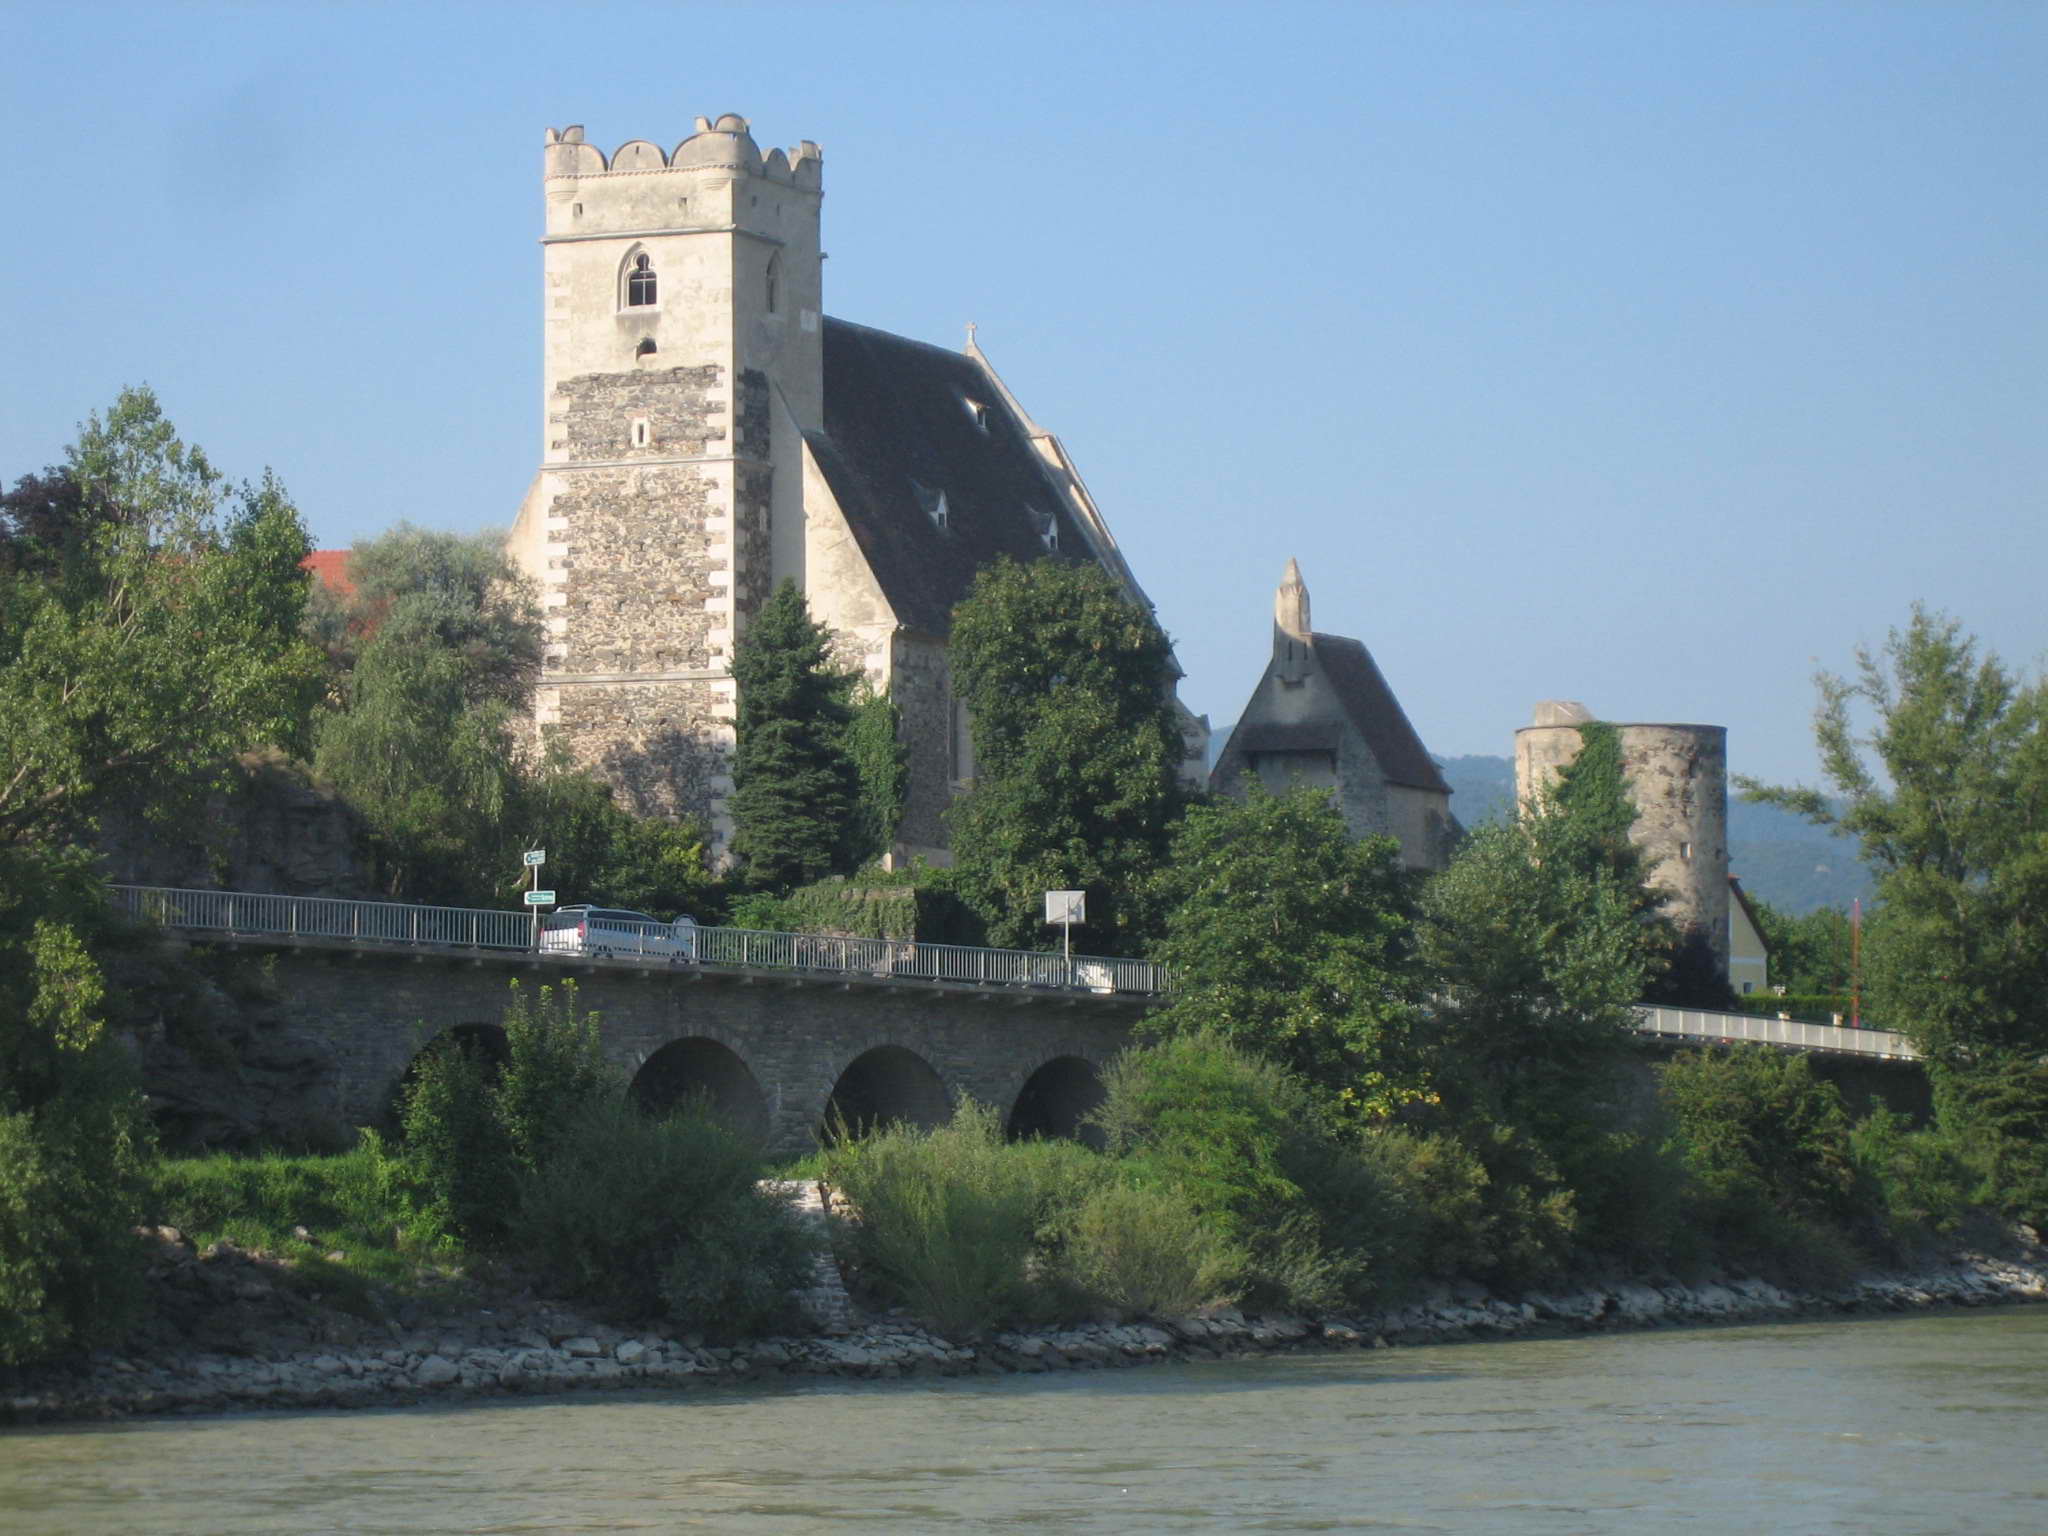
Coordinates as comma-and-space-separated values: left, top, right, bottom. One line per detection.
804, 317, 1093, 637
1307, 632, 1451, 795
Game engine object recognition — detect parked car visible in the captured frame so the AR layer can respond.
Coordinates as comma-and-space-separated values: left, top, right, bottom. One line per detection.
538, 905, 699, 960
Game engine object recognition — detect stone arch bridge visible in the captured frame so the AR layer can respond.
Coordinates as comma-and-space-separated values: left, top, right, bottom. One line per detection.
112, 886, 1923, 1155
116, 886, 1151, 1156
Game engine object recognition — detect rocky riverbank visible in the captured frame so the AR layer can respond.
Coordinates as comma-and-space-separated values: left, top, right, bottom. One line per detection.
6, 1226, 2044, 1426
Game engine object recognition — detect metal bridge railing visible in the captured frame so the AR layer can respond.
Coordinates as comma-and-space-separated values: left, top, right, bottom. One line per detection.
1635, 1004, 1919, 1061
106, 885, 1171, 998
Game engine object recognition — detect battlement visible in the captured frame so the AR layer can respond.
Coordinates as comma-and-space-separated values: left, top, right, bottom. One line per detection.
544, 119, 822, 187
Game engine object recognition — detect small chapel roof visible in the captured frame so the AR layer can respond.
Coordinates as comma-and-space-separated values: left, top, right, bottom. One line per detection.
1308, 632, 1452, 795
804, 317, 1091, 637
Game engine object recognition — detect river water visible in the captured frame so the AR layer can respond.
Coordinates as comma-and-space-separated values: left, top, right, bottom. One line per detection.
3, 1309, 2043, 1534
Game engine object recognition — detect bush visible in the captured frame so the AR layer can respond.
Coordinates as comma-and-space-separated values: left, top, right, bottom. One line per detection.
514, 1100, 816, 1335
397, 1038, 516, 1247
396, 981, 618, 1248
1091, 1034, 1409, 1311
1659, 1047, 1872, 1276
823, 1100, 1100, 1337
0, 896, 154, 1366
1848, 1109, 1978, 1259
1056, 1180, 1242, 1319
0, 1086, 151, 1365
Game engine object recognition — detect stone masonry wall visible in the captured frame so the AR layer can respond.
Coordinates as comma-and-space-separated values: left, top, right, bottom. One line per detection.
223, 948, 1140, 1159
552, 680, 730, 825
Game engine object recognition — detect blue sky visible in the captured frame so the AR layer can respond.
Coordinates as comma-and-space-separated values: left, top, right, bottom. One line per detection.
4, 1, 2041, 786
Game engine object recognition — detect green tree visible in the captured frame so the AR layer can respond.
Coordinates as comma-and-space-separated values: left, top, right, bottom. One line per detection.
728, 581, 860, 890
308, 525, 545, 902
1741, 608, 2048, 1222
1747, 897, 1857, 996
1416, 798, 1676, 1260
1144, 782, 1421, 1123
0, 845, 153, 1364
946, 558, 1185, 952
0, 388, 324, 846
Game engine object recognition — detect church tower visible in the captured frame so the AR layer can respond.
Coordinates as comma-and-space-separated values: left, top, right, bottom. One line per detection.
508, 117, 824, 847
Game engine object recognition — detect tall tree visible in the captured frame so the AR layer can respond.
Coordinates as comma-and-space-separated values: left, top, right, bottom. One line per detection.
309, 524, 547, 902
0, 387, 323, 847
1741, 607, 2048, 1221
728, 581, 859, 891
946, 557, 1185, 952
1144, 783, 1421, 1124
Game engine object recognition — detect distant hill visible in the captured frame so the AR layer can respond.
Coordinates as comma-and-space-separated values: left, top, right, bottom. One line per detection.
1436, 754, 1870, 916
1210, 739, 1870, 916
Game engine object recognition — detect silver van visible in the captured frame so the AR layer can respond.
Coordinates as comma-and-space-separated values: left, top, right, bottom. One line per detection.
538, 906, 699, 960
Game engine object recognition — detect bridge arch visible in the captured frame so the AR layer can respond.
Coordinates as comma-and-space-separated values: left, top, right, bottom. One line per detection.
629, 1036, 771, 1142
1006, 1054, 1107, 1148
818, 1044, 950, 1141
388, 1022, 509, 1123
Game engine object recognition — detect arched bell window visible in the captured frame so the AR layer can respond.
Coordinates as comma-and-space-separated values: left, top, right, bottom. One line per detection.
626, 253, 657, 307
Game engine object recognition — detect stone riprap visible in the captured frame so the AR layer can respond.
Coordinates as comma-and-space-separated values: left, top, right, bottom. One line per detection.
8, 1225, 2043, 1426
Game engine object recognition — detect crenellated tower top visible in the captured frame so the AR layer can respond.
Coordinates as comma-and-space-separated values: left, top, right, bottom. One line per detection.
542, 118, 822, 188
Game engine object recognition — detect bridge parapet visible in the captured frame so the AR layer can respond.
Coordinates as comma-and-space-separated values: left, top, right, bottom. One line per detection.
108, 884, 1171, 1001
1636, 1004, 1919, 1062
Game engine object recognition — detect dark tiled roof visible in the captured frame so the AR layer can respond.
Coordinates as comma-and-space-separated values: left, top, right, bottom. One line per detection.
806, 318, 1091, 636
1312, 633, 1451, 794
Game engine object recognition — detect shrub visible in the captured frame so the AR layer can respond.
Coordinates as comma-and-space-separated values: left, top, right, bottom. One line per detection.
514, 1100, 816, 1334
397, 1038, 516, 1247
1091, 1034, 1409, 1311
1056, 1180, 1242, 1319
823, 1100, 1096, 1337
1659, 1047, 1872, 1275
1848, 1109, 1977, 1259
396, 981, 618, 1248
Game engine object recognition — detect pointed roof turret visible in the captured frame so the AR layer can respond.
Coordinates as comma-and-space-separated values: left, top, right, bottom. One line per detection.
1275, 558, 1311, 643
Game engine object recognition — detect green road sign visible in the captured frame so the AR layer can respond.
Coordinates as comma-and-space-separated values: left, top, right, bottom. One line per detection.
524, 890, 556, 906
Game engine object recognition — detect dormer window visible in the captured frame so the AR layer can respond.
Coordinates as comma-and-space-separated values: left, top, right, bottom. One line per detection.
1031, 507, 1059, 552
963, 396, 988, 432
627, 254, 657, 307
913, 481, 950, 532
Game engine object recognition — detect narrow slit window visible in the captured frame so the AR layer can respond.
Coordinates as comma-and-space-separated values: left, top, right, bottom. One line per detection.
627, 254, 657, 307
765, 253, 780, 314
631, 419, 651, 448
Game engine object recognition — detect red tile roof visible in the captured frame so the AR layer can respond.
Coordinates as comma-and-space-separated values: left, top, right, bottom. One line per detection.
301, 549, 355, 597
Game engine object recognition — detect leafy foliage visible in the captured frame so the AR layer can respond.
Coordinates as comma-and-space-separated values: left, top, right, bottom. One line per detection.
1741, 607, 2048, 1222
0, 845, 153, 1364
0, 388, 324, 847
823, 1100, 1105, 1337
513, 1099, 816, 1333
1091, 1034, 1410, 1310
396, 982, 619, 1247
1659, 1048, 1865, 1277
946, 558, 1185, 952
844, 682, 909, 870
729, 581, 861, 890
1745, 898, 1858, 996
1145, 783, 1421, 1123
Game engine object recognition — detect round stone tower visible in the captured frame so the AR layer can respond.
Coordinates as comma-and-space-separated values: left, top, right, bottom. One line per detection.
1514, 703, 1730, 983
